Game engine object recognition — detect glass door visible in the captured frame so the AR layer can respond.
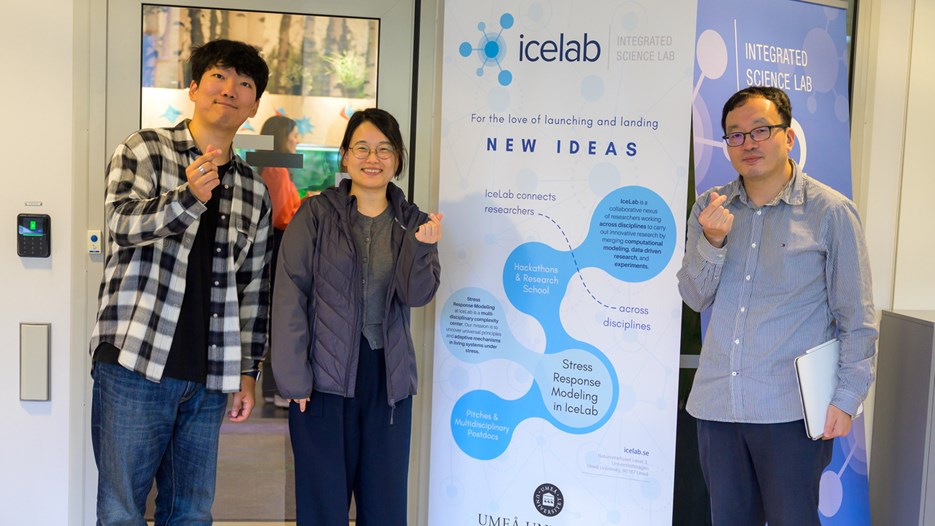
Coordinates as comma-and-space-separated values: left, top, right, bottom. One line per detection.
95, 0, 418, 523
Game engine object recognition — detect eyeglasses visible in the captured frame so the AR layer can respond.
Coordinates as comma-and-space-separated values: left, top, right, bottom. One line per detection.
349, 144, 396, 160
722, 124, 788, 147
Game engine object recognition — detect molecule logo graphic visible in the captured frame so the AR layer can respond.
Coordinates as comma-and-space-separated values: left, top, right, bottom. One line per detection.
459, 13, 514, 86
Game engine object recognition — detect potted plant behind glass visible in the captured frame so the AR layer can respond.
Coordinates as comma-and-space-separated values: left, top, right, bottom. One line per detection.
325, 50, 367, 98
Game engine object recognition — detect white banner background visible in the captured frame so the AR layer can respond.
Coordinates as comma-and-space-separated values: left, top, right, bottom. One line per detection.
428, 1, 696, 524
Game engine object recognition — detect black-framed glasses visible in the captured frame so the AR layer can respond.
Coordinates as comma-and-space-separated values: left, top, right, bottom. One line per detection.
349, 144, 396, 160
722, 124, 788, 147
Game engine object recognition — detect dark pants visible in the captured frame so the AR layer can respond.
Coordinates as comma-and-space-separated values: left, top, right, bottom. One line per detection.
262, 228, 285, 399
697, 419, 834, 526
288, 337, 413, 526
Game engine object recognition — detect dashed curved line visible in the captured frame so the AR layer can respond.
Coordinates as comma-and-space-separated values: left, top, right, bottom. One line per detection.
537, 212, 617, 310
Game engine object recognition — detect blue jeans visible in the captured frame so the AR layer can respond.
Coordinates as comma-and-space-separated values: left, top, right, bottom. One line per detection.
91, 362, 227, 525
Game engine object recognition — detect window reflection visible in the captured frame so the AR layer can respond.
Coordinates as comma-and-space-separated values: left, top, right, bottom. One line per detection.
141, 5, 378, 192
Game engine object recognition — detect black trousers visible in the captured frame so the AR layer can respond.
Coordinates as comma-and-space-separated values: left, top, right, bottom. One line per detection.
288, 337, 413, 526
697, 419, 834, 526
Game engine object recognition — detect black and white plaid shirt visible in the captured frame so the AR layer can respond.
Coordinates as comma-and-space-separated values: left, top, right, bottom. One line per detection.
89, 120, 272, 393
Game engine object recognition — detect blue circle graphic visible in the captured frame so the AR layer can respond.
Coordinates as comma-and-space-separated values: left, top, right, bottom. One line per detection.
484, 40, 500, 59
500, 13, 514, 29
459, 42, 472, 57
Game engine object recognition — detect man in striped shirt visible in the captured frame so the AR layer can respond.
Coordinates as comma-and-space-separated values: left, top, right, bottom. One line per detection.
88, 39, 272, 524
678, 86, 876, 526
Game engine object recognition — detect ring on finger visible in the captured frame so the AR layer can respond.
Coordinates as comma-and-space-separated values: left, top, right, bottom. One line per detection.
198, 165, 206, 174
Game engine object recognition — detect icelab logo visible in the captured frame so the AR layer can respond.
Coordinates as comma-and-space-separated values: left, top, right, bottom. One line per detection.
459, 13, 515, 86
459, 13, 603, 87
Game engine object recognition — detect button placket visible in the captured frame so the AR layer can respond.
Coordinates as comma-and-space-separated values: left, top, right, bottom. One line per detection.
729, 205, 764, 415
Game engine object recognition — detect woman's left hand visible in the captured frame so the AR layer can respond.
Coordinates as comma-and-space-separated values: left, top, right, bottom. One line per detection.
415, 213, 443, 244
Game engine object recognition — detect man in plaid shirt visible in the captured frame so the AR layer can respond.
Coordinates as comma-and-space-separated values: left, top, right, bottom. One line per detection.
88, 39, 272, 524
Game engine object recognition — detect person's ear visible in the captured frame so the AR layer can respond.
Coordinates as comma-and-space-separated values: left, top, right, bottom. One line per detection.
785, 125, 795, 151
188, 79, 199, 101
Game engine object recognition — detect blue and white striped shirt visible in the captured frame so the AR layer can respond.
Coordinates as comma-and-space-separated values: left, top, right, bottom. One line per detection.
678, 161, 876, 423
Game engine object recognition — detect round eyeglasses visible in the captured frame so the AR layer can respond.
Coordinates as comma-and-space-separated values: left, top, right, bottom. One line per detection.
349, 144, 396, 160
722, 124, 787, 147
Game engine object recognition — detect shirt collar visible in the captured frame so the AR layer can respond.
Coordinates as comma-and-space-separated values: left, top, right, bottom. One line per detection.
724, 158, 805, 208
779, 158, 806, 206
172, 118, 244, 172
172, 119, 198, 154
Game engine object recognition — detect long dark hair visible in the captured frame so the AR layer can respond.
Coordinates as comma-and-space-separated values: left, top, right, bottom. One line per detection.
260, 115, 297, 153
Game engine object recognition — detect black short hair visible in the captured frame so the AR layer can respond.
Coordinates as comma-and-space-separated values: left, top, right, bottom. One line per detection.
721, 86, 792, 133
189, 39, 269, 99
339, 108, 407, 179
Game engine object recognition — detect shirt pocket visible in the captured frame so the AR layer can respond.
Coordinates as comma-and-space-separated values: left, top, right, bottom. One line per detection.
759, 222, 825, 298
232, 216, 257, 269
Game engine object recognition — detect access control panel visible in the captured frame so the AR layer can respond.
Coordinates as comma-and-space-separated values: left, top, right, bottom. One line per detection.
17, 214, 51, 258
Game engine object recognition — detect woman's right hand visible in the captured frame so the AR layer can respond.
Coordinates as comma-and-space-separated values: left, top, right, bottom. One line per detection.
415, 212, 443, 244
292, 397, 310, 412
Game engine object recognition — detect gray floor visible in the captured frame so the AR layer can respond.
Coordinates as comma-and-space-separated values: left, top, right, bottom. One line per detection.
145, 397, 297, 522
213, 415, 296, 521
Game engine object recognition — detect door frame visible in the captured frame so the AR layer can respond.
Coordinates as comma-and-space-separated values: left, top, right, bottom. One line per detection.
84, 1, 431, 523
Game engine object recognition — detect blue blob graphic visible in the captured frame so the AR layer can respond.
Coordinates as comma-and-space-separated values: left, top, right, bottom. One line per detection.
450, 386, 548, 461
582, 186, 676, 282
440, 286, 619, 459
441, 188, 676, 462
498, 70, 513, 86
503, 243, 574, 320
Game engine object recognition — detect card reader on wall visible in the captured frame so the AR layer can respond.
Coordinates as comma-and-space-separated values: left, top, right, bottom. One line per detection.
17, 213, 51, 258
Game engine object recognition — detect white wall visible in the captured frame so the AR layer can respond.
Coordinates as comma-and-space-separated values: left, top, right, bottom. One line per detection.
851, 0, 935, 457
892, 0, 935, 310
0, 0, 89, 524
850, 0, 912, 459
852, 0, 913, 314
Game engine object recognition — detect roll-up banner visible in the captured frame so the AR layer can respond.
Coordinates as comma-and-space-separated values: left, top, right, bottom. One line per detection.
692, 1, 870, 524
429, 1, 696, 524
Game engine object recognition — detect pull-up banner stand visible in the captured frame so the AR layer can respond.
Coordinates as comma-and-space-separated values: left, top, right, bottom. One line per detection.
429, 1, 696, 524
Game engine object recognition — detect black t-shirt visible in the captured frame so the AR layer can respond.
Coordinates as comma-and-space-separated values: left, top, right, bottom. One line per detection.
94, 163, 229, 384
